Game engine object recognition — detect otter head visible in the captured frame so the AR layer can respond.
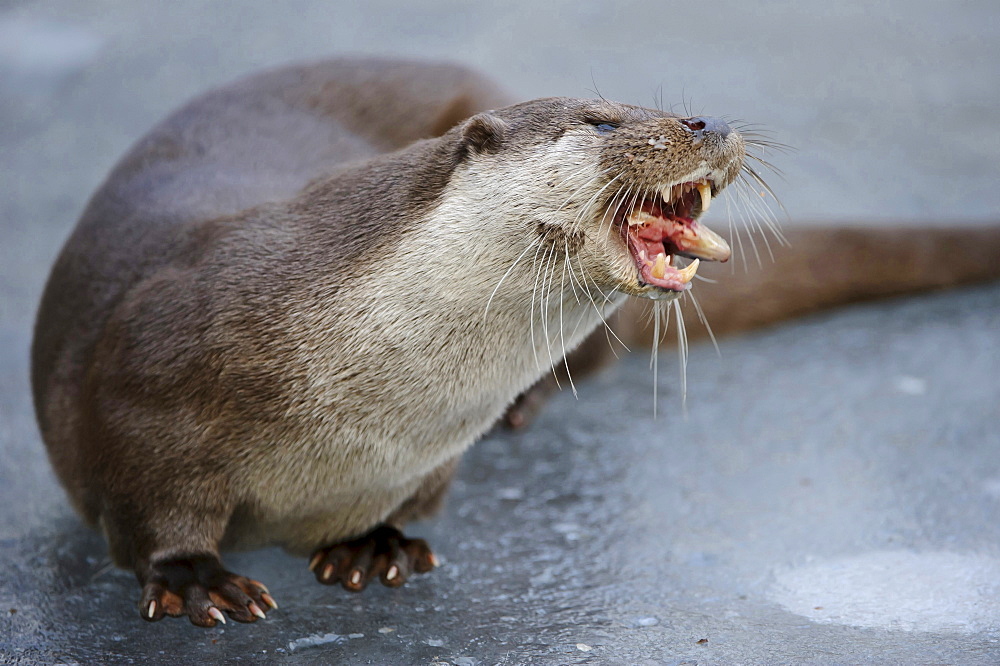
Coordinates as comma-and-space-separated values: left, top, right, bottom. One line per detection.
451, 98, 744, 304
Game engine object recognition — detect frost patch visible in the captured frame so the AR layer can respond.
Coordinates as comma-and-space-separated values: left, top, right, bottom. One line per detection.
287, 632, 348, 652
770, 551, 1000, 633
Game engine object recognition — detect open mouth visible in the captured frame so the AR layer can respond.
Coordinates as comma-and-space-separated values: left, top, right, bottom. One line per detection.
619, 179, 732, 292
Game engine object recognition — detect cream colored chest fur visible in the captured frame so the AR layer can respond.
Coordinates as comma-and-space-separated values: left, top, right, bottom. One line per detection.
232, 139, 624, 543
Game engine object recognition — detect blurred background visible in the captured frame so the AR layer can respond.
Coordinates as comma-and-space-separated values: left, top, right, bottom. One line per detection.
2, 1, 999, 663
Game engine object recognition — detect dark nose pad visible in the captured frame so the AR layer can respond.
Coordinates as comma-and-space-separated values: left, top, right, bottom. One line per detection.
679, 116, 731, 139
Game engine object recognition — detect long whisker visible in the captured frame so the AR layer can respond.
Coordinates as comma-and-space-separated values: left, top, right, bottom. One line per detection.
572, 247, 630, 354
736, 173, 786, 244
555, 167, 618, 213
741, 164, 787, 216
538, 243, 562, 386
684, 289, 719, 356
736, 180, 781, 259
484, 235, 542, 319
729, 179, 764, 268
528, 239, 549, 372
604, 182, 636, 240
558, 245, 578, 397
673, 299, 689, 410
722, 184, 749, 270
651, 301, 662, 418
569, 172, 626, 232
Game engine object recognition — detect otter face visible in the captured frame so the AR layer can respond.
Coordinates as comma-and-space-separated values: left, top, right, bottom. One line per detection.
591, 106, 742, 300
457, 98, 745, 303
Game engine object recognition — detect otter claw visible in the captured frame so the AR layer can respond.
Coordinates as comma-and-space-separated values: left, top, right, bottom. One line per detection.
249, 602, 267, 620
308, 552, 323, 572
139, 555, 275, 626
310, 524, 437, 591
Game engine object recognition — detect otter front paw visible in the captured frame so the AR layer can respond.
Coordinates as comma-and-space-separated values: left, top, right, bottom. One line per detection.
309, 525, 439, 591
139, 554, 277, 627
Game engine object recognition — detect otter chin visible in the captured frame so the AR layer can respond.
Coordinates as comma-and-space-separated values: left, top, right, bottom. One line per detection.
30, 58, 746, 627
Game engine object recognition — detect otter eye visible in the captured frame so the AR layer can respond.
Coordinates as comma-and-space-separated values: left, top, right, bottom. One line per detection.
588, 121, 619, 135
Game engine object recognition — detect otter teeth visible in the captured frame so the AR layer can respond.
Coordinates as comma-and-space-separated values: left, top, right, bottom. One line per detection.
647, 255, 699, 283
653, 180, 713, 214
651, 253, 667, 279
626, 210, 658, 227
697, 181, 712, 213
677, 258, 700, 283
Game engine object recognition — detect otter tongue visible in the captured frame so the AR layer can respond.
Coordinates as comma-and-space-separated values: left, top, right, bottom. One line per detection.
669, 219, 731, 262
628, 211, 731, 263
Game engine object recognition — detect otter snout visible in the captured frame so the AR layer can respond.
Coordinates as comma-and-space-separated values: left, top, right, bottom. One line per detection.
679, 116, 731, 140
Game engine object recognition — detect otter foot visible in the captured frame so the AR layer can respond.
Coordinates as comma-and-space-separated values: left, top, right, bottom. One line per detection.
504, 376, 559, 429
504, 384, 549, 429
139, 554, 277, 627
309, 525, 438, 591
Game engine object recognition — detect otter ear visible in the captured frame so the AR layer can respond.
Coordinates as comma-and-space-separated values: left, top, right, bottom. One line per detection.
460, 113, 507, 154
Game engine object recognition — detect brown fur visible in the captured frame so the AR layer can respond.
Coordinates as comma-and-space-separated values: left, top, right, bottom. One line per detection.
32, 60, 510, 565
33, 57, 751, 568
30, 58, 1000, 620
32, 59, 511, 531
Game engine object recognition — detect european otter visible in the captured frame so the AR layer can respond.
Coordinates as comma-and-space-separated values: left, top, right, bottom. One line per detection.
31, 58, 1000, 626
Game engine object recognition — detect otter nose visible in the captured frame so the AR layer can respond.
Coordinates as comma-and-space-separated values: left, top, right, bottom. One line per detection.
679, 116, 731, 139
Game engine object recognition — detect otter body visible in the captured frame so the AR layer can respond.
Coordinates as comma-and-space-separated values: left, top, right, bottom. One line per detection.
32, 58, 746, 625
32, 60, 514, 550
36, 58, 1000, 626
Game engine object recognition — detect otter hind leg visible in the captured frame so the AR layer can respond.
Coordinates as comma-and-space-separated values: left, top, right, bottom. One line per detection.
308, 456, 458, 591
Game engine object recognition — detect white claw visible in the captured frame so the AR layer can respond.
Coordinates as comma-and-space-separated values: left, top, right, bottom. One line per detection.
208, 607, 227, 625
147, 600, 157, 619
308, 553, 323, 572
249, 602, 267, 620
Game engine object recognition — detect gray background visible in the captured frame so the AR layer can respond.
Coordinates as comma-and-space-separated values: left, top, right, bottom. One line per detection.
2, 0, 999, 664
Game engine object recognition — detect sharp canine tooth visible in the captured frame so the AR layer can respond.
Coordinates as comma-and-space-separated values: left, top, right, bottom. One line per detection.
627, 210, 657, 226
652, 254, 667, 279
677, 258, 700, 283
698, 181, 712, 214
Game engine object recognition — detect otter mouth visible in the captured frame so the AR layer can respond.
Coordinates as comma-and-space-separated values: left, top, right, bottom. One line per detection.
618, 179, 731, 293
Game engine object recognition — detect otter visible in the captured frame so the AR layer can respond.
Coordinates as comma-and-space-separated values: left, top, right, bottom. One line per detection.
31, 58, 1000, 626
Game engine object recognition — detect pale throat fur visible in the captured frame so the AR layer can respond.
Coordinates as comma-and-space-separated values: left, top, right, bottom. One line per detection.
283, 130, 618, 498
280, 98, 745, 504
